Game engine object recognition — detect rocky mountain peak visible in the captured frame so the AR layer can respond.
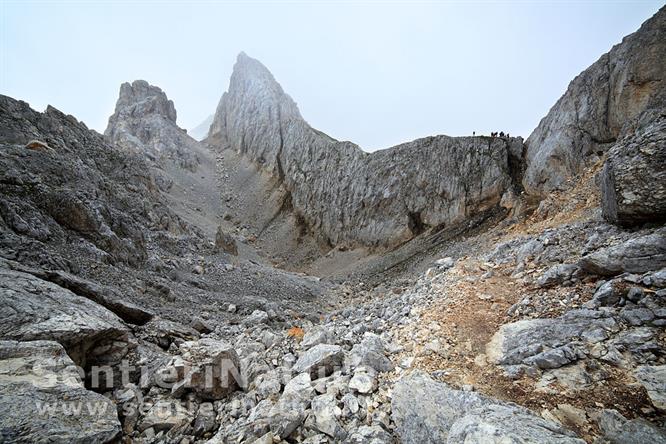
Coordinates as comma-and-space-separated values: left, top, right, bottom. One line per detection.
113, 79, 177, 123
105, 79, 201, 170
231, 52, 292, 100
208, 52, 302, 147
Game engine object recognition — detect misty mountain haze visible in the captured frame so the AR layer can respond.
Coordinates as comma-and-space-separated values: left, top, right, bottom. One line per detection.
2, 2, 664, 150
189, 114, 214, 141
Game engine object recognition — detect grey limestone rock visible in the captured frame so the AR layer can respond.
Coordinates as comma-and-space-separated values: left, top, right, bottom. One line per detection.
347, 332, 394, 373
595, 409, 666, 444
486, 309, 619, 368
601, 114, 666, 226
215, 225, 238, 255
268, 372, 314, 438
301, 325, 334, 349
292, 344, 344, 379
347, 425, 394, 444
166, 338, 242, 400
537, 263, 580, 288
0, 266, 131, 367
209, 52, 524, 249
0, 340, 121, 443
310, 393, 345, 439
586, 280, 627, 308
634, 365, 666, 411
105, 80, 201, 171
391, 370, 581, 444
523, 7, 666, 196
137, 399, 194, 433
579, 230, 666, 276
447, 403, 584, 443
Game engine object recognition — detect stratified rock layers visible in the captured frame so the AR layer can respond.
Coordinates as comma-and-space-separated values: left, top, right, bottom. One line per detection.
209, 53, 524, 248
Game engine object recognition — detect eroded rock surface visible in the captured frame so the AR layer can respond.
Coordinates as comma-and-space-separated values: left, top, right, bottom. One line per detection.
0, 6, 665, 444
523, 7, 665, 196
0, 265, 131, 367
391, 371, 583, 444
209, 52, 524, 248
601, 114, 666, 226
105, 80, 201, 170
578, 229, 666, 276
0, 340, 121, 443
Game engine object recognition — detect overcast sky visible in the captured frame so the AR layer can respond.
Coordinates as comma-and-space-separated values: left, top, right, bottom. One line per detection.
1, 1, 662, 151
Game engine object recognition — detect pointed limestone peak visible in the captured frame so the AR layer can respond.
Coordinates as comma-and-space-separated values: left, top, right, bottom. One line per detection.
110, 80, 177, 129
208, 53, 302, 144
228, 52, 290, 102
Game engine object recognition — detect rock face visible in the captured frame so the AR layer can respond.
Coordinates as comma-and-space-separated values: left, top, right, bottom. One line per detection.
0, 340, 121, 443
391, 371, 582, 444
105, 80, 201, 170
596, 409, 666, 443
523, 6, 666, 196
0, 265, 131, 367
0, 7, 664, 444
209, 52, 524, 248
601, 114, 666, 226
485, 309, 619, 370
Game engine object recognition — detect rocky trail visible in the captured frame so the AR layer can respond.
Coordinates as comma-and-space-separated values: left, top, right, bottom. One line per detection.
1, 6, 666, 444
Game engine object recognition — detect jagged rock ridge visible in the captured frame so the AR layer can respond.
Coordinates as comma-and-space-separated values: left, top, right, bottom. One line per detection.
209, 52, 525, 248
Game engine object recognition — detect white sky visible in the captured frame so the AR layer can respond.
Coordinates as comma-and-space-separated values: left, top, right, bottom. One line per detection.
1, 1, 662, 151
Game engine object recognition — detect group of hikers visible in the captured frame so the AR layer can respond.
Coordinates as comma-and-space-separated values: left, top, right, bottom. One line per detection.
472, 131, 510, 138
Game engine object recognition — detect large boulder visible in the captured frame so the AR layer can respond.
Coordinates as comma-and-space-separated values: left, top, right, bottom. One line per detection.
0, 267, 131, 367
391, 371, 582, 443
347, 333, 394, 373
292, 344, 344, 379
601, 115, 666, 226
578, 231, 666, 276
391, 370, 492, 443
137, 399, 194, 433
268, 373, 314, 438
596, 409, 666, 443
0, 340, 121, 443
310, 393, 345, 439
31, 268, 153, 325
162, 338, 242, 400
448, 403, 584, 443
486, 309, 619, 369
140, 317, 200, 350
215, 226, 238, 255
